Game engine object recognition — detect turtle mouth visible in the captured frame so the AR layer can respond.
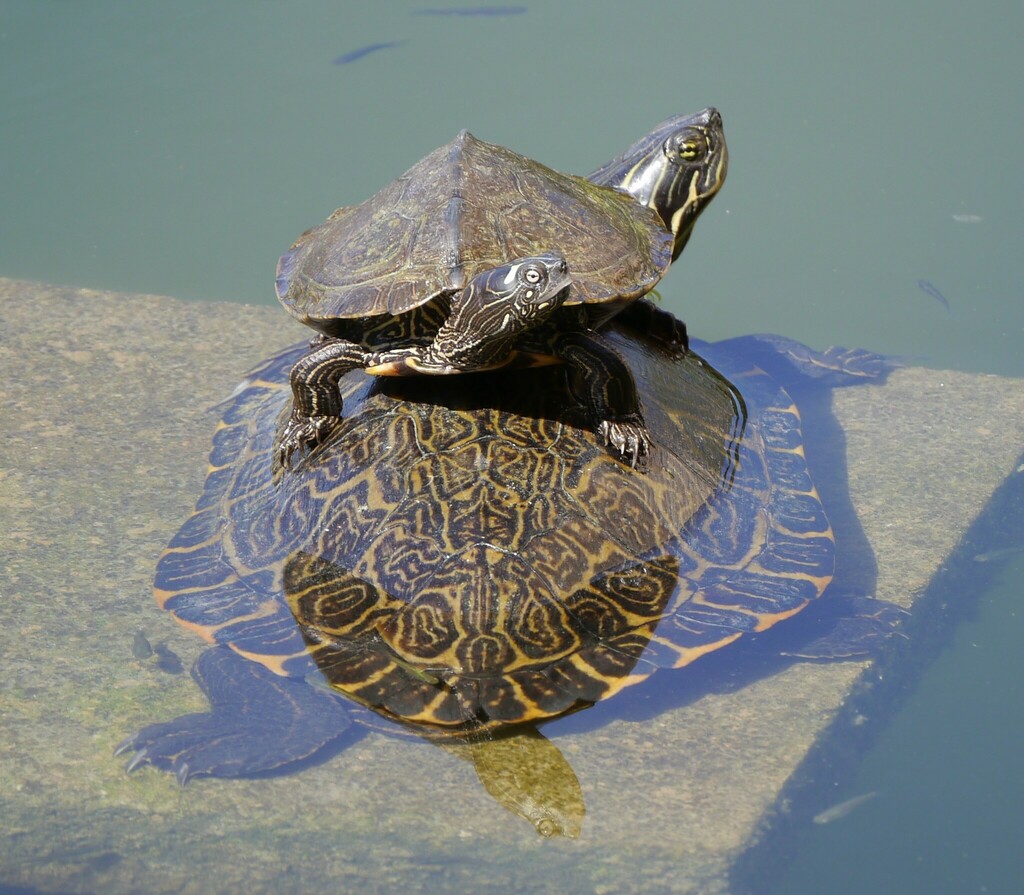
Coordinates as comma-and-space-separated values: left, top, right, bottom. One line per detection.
703, 107, 723, 129
684, 107, 723, 133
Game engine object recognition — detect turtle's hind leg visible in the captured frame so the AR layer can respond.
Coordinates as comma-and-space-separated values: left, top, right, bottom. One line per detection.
555, 331, 650, 469
616, 298, 689, 354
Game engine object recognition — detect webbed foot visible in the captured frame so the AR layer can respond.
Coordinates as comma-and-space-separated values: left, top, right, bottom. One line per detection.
116, 647, 352, 783
781, 596, 910, 660
116, 711, 264, 785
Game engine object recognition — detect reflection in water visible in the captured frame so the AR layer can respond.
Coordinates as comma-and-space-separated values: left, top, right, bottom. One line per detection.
119, 328, 901, 836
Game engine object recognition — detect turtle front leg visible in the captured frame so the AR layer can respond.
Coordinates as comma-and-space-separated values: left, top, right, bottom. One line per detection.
276, 337, 370, 468
554, 331, 651, 469
616, 298, 688, 354
116, 647, 354, 784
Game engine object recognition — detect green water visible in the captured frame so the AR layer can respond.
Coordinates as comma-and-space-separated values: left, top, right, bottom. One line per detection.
777, 555, 1024, 893
2, 1, 1022, 892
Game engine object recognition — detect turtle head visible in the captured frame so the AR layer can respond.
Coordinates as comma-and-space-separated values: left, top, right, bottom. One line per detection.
414, 253, 572, 370
589, 108, 728, 261
367, 255, 571, 375
497, 252, 573, 325
450, 252, 572, 335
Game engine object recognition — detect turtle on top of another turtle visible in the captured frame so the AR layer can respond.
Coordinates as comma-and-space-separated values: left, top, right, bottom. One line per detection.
273, 108, 728, 470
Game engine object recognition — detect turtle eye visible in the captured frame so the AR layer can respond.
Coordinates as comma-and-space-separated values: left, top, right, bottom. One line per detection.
665, 131, 708, 163
523, 265, 544, 286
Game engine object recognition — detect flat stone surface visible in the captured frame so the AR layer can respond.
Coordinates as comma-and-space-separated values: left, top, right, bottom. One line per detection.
1, 278, 1022, 894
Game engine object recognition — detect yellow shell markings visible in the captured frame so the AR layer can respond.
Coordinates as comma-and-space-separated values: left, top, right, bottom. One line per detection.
152, 321, 850, 736
335, 408, 679, 680
269, 377, 718, 726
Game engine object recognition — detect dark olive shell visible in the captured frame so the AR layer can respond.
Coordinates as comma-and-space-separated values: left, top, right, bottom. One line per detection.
275, 131, 674, 324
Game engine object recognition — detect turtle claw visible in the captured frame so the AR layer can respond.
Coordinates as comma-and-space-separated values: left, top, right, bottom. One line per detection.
112, 734, 137, 758
115, 733, 156, 775
598, 419, 651, 470
119, 738, 194, 785
276, 413, 340, 469
124, 748, 151, 774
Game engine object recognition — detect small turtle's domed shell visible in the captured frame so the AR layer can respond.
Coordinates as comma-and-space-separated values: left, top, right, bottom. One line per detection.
275, 131, 674, 325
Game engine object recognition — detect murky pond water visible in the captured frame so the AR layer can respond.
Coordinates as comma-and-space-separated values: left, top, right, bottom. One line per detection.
2, 2, 1023, 893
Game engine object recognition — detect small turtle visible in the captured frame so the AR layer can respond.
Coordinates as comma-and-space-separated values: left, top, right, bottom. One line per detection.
274, 108, 727, 468
281, 251, 572, 461
118, 323, 905, 834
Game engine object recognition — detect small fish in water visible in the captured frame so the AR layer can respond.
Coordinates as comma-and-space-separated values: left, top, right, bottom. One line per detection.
917, 279, 951, 313
153, 642, 184, 675
813, 791, 879, 824
131, 630, 153, 660
951, 213, 983, 224
413, 5, 527, 15
332, 41, 406, 65
973, 545, 1024, 563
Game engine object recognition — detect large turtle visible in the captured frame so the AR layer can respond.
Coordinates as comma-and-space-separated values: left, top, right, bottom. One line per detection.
273, 108, 727, 468
118, 321, 905, 835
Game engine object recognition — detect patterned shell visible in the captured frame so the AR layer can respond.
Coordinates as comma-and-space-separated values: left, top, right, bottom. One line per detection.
155, 328, 835, 731
274, 131, 674, 323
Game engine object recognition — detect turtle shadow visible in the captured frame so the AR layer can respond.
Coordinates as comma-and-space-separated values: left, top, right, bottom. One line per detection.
368, 363, 591, 428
